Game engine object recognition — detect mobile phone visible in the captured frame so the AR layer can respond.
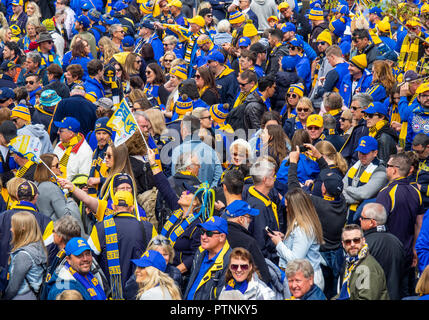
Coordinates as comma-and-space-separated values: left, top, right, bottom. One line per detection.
299, 145, 309, 153
265, 226, 275, 235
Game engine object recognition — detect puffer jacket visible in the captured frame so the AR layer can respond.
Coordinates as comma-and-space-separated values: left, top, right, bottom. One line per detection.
271, 71, 303, 112
243, 92, 266, 131
219, 274, 276, 300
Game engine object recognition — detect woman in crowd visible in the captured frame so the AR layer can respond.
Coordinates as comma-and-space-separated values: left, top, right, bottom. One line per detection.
195, 66, 219, 106
65, 39, 91, 79
366, 59, 395, 104
124, 52, 143, 81
26, 1, 42, 22
132, 250, 182, 300
64, 64, 84, 90
219, 247, 275, 300
260, 124, 291, 167
98, 36, 119, 63
249, 111, 282, 157
160, 51, 176, 76
339, 109, 354, 140
19, 19, 39, 51
268, 188, 325, 291
283, 97, 314, 140
3, 211, 47, 300
143, 62, 170, 106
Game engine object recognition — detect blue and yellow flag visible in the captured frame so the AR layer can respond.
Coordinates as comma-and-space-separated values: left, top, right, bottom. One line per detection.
8, 135, 42, 162
106, 99, 138, 147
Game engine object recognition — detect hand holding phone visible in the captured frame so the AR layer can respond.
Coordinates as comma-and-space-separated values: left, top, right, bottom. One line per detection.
265, 226, 275, 235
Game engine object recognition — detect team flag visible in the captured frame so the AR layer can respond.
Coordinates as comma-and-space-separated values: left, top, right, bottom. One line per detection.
8, 135, 42, 162
106, 99, 138, 146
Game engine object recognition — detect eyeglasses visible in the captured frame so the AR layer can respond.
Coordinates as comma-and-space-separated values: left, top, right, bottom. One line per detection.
205, 14, 213, 18
287, 93, 298, 98
195, 74, 201, 79
45, 40, 54, 45
296, 108, 309, 112
420, 94, 429, 99
12, 118, 18, 123
340, 117, 351, 122
0, 98, 8, 103
307, 126, 321, 131
359, 216, 372, 221
343, 237, 362, 245
409, 26, 419, 32
163, 43, 173, 47
364, 113, 378, 119
413, 147, 427, 154
26, 80, 35, 85
238, 81, 250, 87
289, 46, 297, 50
200, 229, 220, 237
230, 263, 250, 271
151, 239, 171, 246
164, 59, 173, 63
117, 30, 125, 34
317, 41, 327, 46
200, 116, 211, 120
351, 106, 361, 111
135, 60, 142, 64
105, 153, 113, 159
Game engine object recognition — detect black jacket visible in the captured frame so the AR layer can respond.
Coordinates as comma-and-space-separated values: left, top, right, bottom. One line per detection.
271, 71, 304, 112
374, 123, 398, 164
243, 92, 266, 130
310, 22, 329, 55
364, 227, 407, 300
265, 43, 289, 77
226, 221, 271, 285
43, 80, 70, 99
128, 156, 155, 195
340, 118, 369, 167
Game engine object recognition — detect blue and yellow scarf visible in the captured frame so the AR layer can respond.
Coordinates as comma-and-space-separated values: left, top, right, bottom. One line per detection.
161, 209, 198, 246
224, 278, 248, 295
65, 261, 106, 300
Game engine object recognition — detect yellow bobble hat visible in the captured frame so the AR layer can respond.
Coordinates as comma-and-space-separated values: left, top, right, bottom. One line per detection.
350, 54, 368, 70
42, 18, 55, 31
175, 94, 193, 115
167, 0, 182, 8
243, 20, 258, 37
140, 1, 153, 14
287, 83, 304, 97
11, 105, 31, 123
210, 103, 229, 124
278, 2, 290, 11
267, 16, 279, 23
309, 8, 324, 21
187, 15, 205, 28
112, 190, 134, 207
316, 29, 332, 46
229, 11, 245, 25
306, 114, 323, 128
169, 65, 188, 80
416, 82, 429, 95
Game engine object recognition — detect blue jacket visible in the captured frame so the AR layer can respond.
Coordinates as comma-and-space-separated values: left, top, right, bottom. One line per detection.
349, 69, 373, 107
406, 103, 429, 150
215, 67, 240, 108
295, 55, 312, 93
84, 77, 106, 102
88, 24, 107, 45
416, 209, 429, 274
299, 284, 327, 300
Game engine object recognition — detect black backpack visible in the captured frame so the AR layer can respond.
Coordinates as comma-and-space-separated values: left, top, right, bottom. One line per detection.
226, 103, 246, 132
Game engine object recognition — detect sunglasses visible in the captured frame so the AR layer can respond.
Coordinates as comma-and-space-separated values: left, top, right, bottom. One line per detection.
200, 116, 211, 120
340, 117, 351, 121
0, 98, 8, 103
352, 36, 362, 42
230, 263, 250, 271
351, 106, 361, 111
151, 239, 171, 246
364, 113, 379, 119
26, 80, 35, 85
343, 237, 362, 245
135, 60, 142, 64
307, 126, 321, 131
238, 81, 249, 87
195, 74, 201, 79
105, 153, 113, 159
205, 14, 213, 18
164, 59, 173, 62
289, 46, 297, 50
317, 41, 327, 46
200, 229, 220, 237
296, 108, 309, 112
12, 118, 18, 123
287, 93, 298, 98
146, 70, 152, 74
51, 163, 60, 169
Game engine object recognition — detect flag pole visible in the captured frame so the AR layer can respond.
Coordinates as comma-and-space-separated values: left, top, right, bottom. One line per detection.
39, 159, 60, 182
125, 99, 150, 151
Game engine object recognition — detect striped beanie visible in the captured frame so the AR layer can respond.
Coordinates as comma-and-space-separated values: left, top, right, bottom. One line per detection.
140, 1, 153, 14
287, 83, 305, 97
11, 105, 31, 123
309, 8, 324, 21
169, 65, 188, 80
210, 103, 229, 124
175, 94, 193, 116
329, 17, 346, 37
229, 11, 245, 25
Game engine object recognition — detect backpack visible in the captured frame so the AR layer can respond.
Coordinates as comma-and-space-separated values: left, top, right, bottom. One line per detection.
226, 103, 246, 132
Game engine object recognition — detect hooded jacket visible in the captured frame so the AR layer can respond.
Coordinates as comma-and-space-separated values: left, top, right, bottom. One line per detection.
250, 0, 278, 31
18, 124, 54, 155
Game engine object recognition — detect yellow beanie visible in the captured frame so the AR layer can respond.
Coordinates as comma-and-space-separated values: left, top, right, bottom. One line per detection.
316, 29, 332, 46
243, 21, 258, 37
350, 54, 368, 70
11, 105, 31, 123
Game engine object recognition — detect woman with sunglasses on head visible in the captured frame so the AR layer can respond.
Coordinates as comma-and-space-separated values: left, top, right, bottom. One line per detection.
219, 247, 275, 300
143, 62, 170, 107
124, 235, 184, 299
283, 96, 314, 140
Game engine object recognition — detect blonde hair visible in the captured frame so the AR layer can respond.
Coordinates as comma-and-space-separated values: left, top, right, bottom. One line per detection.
147, 235, 175, 264
6, 177, 26, 203
26, 1, 42, 20
11, 211, 47, 255
285, 189, 325, 244
145, 108, 167, 136
315, 140, 348, 175
136, 266, 182, 300
56, 290, 84, 300
296, 97, 314, 113
416, 265, 429, 296
99, 36, 120, 63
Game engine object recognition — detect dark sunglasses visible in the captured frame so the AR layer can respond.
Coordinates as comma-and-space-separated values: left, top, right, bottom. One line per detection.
0, 98, 8, 103
364, 113, 379, 119
200, 229, 220, 237
12, 118, 18, 123
164, 59, 173, 62
317, 41, 327, 46
105, 153, 113, 159
135, 60, 142, 64
343, 237, 362, 245
352, 36, 362, 42
195, 74, 201, 79
151, 239, 171, 246
205, 14, 213, 18
307, 126, 321, 131
238, 81, 249, 87
230, 263, 250, 271
26, 80, 35, 85
51, 163, 60, 168
296, 108, 309, 112
351, 106, 361, 111
287, 93, 298, 98
145, 70, 152, 74
289, 46, 297, 50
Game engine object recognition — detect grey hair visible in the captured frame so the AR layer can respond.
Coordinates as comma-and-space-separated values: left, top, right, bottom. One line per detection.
163, 35, 178, 45
250, 159, 275, 184
26, 51, 42, 65
133, 110, 150, 122
352, 93, 373, 109
217, 19, 231, 33
109, 24, 122, 36
54, 215, 81, 243
285, 259, 314, 279
362, 202, 387, 226
175, 152, 198, 172
322, 114, 336, 130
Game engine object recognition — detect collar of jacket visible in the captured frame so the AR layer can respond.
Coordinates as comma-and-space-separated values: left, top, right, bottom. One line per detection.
217, 65, 235, 79
412, 103, 429, 114
363, 226, 387, 238
248, 185, 272, 207
227, 220, 252, 236
58, 132, 86, 153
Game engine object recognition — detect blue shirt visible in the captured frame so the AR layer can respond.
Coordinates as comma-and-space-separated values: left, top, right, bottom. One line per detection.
186, 249, 221, 300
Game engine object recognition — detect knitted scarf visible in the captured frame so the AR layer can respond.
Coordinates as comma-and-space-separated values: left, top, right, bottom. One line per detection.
184, 31, 201, 65
59, 135, 81, 178
338, 243, 369, 300
16, 160, 35, 178
103, 212, 123, 300
233, 84, 258, 109
368, 119, 388, 138
398, 34, 421, 72
88, 144, 109, 196
64, 261, 107, 300
161, 208, 198, 246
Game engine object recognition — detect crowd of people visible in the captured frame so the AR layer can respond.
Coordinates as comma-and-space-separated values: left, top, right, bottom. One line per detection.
0, 0, 429, 301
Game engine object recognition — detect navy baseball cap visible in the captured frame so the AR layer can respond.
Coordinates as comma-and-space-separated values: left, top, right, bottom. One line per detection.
113, 1, 128, 11
319, 171, 343, 197
206, 50, 225, 64
363, 102, 389, 118
65, 237, 92, 256
355, 136, 378, 154
0, 87, 15, 100
198, 216, 228, 235
54, 117, 81, 133
80, 1, 92, 10
132, 250, 167, 272
224, 200, 259, 218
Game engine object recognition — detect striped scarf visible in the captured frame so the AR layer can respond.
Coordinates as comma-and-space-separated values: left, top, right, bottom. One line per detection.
103, 213, 123, 300
347, 161, 378, 212
184, 31, 201, 64
65, 261, 107, 300
88, 144, 109, 196
59, 135, 81, 178
369, 120, 388, 138
16, 160, 35, 178
161, 209, 198, 246
233, 84, 258, 109
338, 243, 369, 300
398, 34, 421, 72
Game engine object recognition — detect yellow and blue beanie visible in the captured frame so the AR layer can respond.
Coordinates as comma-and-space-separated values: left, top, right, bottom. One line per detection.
140, 1, 153, 14
350, 54, 367, 70
11, 105, 31, 123
175, 94, 193, 115
210, 103, 229, 124
170, 65, 188, 80
287, 83, 305, 97
309, 8, 324, 21
229, 11, 245, 25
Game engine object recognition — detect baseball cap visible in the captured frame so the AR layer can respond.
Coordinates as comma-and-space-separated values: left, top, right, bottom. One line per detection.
306, 114, 323, 128
54, 117, 81, 133
122, 35, 135, 47
206, 50, 225, 64
198, 216, 228, 235
369, 7, 383, 17
0, 87, 16, 100
17, 181, 38, 198
131, 250, 167, 272
11, 0, 23, 5
289, 37, 304, 49
80, 1, 92, 10
355, 136, 378, 154
238, 36, 251, 47
0, 61, 17, 72
77, 15, 91, 29
112, 173, 134, 191
65, 237, 92, 256
94, 97, 114, 110
363, 102, 389, 118
319, 171, 343, 197
403, 70, 419, 82
0, 120, 17, 143
112, 190, 134, 207
224, 200, 259, 218
88, 8, 101, 22
113, 1, 128, 11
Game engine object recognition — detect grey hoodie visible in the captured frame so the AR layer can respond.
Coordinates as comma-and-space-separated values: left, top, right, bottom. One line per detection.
18, 124, 54, 155
4, 241, 47, 300
250, 0, 279, 31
